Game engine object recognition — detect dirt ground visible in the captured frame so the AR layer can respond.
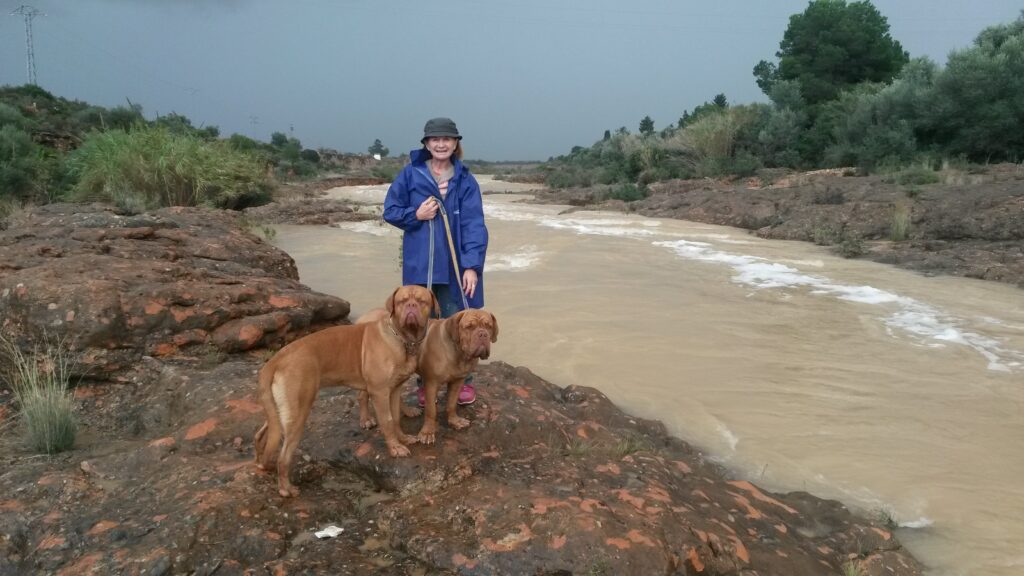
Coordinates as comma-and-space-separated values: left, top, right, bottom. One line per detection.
520, 165, 1024, 289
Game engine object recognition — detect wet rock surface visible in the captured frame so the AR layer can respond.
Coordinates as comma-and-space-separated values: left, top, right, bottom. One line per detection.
0, 358, 922, 575
0, 203, 349, 376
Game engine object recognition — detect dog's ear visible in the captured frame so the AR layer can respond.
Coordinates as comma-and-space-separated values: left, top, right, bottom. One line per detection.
385, 287, 401, 316
431, 291, 441, 319
446, 310, 467, 344
488, 312, 499, 343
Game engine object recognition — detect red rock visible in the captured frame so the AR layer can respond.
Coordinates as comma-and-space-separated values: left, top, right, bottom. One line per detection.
184, 418, 217, 440
87, 520, 119, 535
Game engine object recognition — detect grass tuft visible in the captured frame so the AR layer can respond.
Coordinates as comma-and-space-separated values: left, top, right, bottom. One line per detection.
0, 334, 78, 454
874, 506, 899, 530
890, 204, 912, 242
613, 433, 651, 457
841, 560, 865, 576
564, 436, 595, 458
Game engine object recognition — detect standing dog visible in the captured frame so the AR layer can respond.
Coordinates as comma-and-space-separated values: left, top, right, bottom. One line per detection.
254, 285, 437, 497
356, 307, 498, 444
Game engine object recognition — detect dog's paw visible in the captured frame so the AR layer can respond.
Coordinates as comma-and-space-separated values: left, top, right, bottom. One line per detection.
448, 416, 471, 430
417, 431, 436, 445
388, 443, 412, 458
402, 405, 422, 418
360, 417, 378, 430
400, 433, 419, 445
279, 483, 300, 498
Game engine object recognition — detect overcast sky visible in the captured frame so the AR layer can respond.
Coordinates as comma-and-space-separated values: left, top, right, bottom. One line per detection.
1, 1, 1020, 161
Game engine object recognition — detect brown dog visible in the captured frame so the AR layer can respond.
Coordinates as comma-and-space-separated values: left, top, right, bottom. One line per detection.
356, 307, 498, 444
254, 285, 437, 497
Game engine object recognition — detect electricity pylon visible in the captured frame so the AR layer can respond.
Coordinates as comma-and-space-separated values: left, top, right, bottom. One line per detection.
11, 5, 42, 85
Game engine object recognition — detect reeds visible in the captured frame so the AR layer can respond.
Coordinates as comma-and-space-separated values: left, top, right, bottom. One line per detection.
890, 203, 912, 241
0, 334, 77, 454
67, 124, 270, 211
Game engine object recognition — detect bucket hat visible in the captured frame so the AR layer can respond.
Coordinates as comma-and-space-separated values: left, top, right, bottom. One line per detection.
422, 117, 462, 142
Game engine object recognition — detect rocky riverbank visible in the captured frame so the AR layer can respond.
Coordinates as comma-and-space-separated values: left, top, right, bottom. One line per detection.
0, 203, 923, 575
523, 165, 1024, 289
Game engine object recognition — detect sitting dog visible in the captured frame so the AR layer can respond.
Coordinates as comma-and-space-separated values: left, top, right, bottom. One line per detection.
254, 285, 437, 497
356, 307, 498, 444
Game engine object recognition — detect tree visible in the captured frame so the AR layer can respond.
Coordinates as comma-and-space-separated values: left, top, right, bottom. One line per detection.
638, 116, 655, 136
368, 138, 389, 157
678, 99, 728, 130
757, 0, 908, 105
300, 148, 321, 163
270, 132, 289, 147
753, 60, 780, 94
925, 13, 1024, 161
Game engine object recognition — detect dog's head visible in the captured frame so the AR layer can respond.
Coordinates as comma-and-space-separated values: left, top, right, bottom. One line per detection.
446, 309, 498, 360
386, 285, 438, 330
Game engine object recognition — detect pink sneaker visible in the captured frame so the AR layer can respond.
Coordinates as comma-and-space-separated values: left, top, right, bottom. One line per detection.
457, 384, 476, 406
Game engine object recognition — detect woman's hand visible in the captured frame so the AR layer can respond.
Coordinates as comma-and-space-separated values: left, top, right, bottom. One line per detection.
462, 268, 478, 298
415, 197, 438, 221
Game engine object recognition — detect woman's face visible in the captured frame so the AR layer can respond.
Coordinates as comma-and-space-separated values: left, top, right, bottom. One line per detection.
425, 137, 458, 161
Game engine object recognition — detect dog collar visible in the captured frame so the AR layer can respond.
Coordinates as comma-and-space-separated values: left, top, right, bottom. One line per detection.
387, 317, 426, 356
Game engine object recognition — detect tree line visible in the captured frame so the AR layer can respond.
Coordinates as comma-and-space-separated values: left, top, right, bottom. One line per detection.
543, 1, 1024, 189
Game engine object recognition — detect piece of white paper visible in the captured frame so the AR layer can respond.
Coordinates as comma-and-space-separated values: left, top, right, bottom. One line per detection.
314, 525, 344, 539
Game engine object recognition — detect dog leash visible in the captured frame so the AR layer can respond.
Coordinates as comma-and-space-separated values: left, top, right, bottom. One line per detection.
422, 183, 470, 311
433, 197, 471, 310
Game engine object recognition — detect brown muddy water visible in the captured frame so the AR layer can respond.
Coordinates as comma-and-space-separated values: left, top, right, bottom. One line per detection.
270, 176, 1024, 576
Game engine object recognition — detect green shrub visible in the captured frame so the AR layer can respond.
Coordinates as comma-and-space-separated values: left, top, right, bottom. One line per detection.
812, 224, 841, 245
68, 124, 271, 210
545, 168, 593, 189
300, 148, 321, 163
890, 204, 912, 241
370, 163, 400, 181
0, 102, 27, 129
0, 334, 77, 454
607, 183, 649, 202
884, 165, 940, 186
0, 125, 61, 203
833, 236, 866, 258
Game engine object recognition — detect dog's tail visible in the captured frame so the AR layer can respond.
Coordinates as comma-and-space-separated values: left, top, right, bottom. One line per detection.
254, 362, 283, 469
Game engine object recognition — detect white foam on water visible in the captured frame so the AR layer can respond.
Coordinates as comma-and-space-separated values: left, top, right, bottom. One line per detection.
488, 246, 543, 272
677, 232, 754, 245
899, 517, 935, 529
540, 218, 658, 238
654, 239, 1024, 373
780, 259, 826, 268
486, 204, 659, 238
716, 421, 739, 452
485, 203, 547, 222
332, 221, 395, 237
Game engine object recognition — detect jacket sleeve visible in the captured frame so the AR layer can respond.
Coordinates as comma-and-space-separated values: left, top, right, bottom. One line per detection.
458, 174, 488, 272
383, 168, 422, 231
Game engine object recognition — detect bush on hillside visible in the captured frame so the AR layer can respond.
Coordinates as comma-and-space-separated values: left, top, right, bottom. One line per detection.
67, 124, 271, 211
0, 125, 63, 204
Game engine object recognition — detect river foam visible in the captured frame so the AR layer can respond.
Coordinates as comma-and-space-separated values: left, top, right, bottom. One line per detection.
654, 239, 1024, 373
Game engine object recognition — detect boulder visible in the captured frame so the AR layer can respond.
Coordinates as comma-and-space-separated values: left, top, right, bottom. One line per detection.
0, 203, 349, 377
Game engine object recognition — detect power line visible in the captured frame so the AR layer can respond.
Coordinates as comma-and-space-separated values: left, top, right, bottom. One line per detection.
10, 4, 43, 85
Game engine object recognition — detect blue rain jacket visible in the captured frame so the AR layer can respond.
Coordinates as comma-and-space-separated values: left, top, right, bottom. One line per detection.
383, 148, 488, 310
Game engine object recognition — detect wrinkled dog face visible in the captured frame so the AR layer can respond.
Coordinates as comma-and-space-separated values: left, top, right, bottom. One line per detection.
454, 309, 498, 359
388, 285, 437, 329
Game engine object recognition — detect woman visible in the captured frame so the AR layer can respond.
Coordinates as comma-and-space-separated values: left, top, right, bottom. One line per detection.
383, 117, 488, 405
